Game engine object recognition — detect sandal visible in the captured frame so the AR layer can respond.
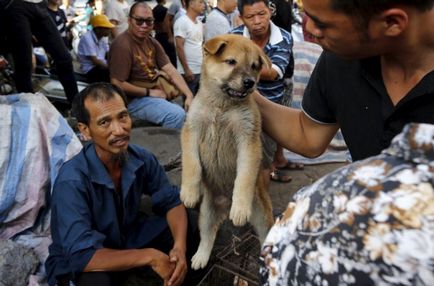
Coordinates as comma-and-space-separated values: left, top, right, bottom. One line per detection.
270, 170, 292, 183
276, 161, 304, 171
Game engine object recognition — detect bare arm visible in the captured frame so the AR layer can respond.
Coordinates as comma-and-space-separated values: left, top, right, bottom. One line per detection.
259, 66, 279, 81
84, 248, 175, 283
254, 91, 339, 157
174, 36, 193, 81
164, 14, 175, 44
88, 55, 108, 68
111, 77, 168, 99
166, 204, 188, 286
161, 63, 194, 110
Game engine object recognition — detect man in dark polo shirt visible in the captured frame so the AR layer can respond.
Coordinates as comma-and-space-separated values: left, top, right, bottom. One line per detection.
255, 0, 434, 161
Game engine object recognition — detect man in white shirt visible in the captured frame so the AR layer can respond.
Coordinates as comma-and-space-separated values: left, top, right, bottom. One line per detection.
173, 0, 205, 95
105, 0, 130, 38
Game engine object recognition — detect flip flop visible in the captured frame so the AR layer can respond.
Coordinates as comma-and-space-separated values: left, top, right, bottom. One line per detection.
270, 170, 292, 183
276, 161, 304, 171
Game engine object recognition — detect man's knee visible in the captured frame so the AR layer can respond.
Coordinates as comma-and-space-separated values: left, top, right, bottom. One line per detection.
164, 108, 185, 129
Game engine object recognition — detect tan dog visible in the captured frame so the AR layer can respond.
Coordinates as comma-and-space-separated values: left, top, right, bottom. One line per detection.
180, 34, 274, 270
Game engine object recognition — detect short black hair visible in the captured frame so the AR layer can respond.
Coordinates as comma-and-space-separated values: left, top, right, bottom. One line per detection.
238, 0, 269, 15
330, 0, 434, 25
72, 83, 128, 125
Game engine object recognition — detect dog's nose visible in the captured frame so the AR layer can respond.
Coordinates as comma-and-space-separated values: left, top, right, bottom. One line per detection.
243, 78, 255, 89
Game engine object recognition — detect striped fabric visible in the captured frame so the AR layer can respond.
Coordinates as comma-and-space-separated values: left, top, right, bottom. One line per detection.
0, 93, 82, 239
291, 41, 323, 109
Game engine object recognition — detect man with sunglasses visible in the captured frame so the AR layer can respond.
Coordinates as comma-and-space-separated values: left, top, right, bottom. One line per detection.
109, 2, 194, 130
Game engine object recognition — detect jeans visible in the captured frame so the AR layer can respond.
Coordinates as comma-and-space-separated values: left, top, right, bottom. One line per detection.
4, 0, 78, 103
128, 96, 186, 129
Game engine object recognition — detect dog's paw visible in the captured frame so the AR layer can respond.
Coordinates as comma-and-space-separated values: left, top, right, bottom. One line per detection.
180, 186, 200, 208
191, 249, 210, 270
229, 205, 251, 226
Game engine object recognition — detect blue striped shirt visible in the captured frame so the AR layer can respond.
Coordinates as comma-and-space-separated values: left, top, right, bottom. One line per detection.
231, 21, 293, 103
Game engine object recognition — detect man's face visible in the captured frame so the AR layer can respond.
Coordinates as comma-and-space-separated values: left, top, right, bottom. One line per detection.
241, 2, 271, 39
189, 0, 206, 15
128, 5, 155, 39
224, 0, 237, 14
80, 94, 132, 163
302, 0, 379, 58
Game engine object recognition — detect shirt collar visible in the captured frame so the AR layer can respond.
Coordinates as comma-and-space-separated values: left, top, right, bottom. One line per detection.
242, 21, 283, 45
85, 143, 144, 189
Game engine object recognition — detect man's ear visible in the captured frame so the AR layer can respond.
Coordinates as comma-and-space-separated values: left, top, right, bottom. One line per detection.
377, 8, 409, 37
77, 122, 92, 141
203, 36, 228, 56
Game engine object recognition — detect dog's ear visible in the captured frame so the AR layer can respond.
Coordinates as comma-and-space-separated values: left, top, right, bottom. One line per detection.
203, 37, 228, 56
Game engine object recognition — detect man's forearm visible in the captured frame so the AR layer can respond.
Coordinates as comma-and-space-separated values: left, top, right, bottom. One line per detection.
254, 91, 338, 157
84, 248, 158, 272
166, 204, 188, 252
161, 64, 194, 99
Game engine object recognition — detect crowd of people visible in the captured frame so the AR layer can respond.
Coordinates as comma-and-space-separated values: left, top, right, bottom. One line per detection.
0, 0, 433, 285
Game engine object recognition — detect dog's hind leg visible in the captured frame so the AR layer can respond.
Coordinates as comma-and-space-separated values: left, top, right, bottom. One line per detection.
250, 189, 274, 244
191, 190, 227, 270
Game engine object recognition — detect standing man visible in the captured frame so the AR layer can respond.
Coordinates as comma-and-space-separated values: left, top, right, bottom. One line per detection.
232, 0, 295, 183
77, 14, 113, 83
45, 83, 200, 286
204, 0, 238, 41
105, 0, 130, 38
174, 0, 206, 95
109, 2, 194, 130
256, 0, 434, 162
2, 0, 78, 104
153, 0, 177, 66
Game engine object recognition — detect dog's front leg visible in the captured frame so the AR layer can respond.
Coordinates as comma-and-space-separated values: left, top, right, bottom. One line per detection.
229, 139, 262, 226
180, 125, 202, 208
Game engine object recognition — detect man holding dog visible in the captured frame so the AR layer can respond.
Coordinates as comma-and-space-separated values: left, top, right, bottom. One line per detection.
109, 1, 194, 130
45, 83, 201, 286
256, 0, 434, 161
232, 0, 297, 183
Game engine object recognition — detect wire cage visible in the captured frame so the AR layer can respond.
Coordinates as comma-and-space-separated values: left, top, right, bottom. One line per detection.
198, 231, 261, 286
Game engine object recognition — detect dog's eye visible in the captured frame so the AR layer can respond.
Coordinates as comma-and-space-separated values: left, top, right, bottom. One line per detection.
225, 59, 237, 65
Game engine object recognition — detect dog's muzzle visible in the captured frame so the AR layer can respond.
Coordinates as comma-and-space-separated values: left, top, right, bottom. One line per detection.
223, 84, 253, 99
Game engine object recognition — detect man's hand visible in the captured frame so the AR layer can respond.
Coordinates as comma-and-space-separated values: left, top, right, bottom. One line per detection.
183, 69, 195, 83
184, 96, 193, 111
150, 249, 176, 285
0, 56, 7, 70
168, 247, 187, 286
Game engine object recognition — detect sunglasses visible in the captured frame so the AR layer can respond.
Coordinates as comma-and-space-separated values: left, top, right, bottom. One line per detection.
130, 16, 155, 26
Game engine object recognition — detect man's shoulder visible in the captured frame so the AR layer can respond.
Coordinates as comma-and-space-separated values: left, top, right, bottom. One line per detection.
56, 148, 89, 181
111, 32, 131, 48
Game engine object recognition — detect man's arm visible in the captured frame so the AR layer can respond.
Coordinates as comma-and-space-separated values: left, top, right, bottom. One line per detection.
161, 63, 194, 110
88, 55, 108, 68
174, 36, 194, 82
111, 78, 170, 99
254, 91, 339, 157
84, 248, 175, 283
164, 14, 175, 44
166, 204, 188, 286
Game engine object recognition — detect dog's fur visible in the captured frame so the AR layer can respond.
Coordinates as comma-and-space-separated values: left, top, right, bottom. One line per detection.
180, 34, 274, 270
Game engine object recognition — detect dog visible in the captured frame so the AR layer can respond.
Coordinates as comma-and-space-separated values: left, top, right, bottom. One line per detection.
180, 34, 274, 270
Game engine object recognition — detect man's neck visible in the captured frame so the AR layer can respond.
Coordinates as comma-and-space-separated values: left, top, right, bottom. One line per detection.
216, 4, 227, 14
47, 3, 58, 11
187, 10, 199, 23
251, 29, 270, 49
